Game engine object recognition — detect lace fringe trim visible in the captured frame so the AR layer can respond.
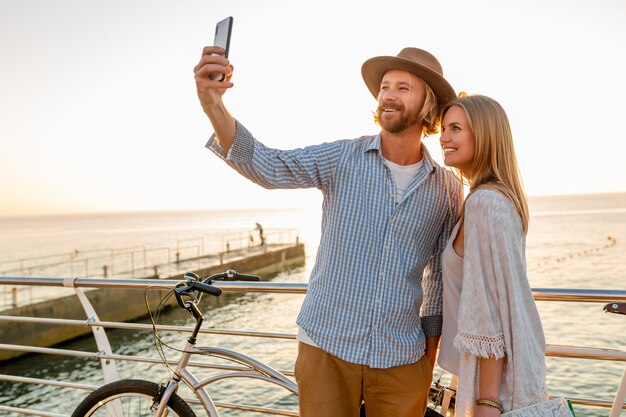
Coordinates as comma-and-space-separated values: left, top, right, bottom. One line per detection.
454, 330, 506, 359
528, 384, 551, 405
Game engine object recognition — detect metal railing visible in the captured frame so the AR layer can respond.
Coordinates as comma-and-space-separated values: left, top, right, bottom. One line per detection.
0, 228, 299, 309
0, 277, 624, 417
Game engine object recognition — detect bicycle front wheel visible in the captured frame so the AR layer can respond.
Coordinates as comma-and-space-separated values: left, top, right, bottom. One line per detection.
71, 379, 197, 417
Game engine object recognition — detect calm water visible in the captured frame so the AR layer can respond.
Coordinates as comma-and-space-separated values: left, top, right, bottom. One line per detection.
0, 193, 625, 416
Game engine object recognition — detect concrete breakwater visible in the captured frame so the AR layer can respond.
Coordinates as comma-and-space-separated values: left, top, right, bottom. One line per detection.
0, 243, 305, 362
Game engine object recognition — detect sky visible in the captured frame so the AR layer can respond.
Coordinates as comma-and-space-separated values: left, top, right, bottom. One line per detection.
1, 0, 625, 217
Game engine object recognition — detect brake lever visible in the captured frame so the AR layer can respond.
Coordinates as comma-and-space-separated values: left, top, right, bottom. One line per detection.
174, 280, 197, 309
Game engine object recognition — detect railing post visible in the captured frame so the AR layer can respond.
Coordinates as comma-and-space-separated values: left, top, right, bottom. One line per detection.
102, 265, 108, 278
167, 248, 171, 277
609, 367, 626, 417
62, 278, 119, 384
11, 287, 17, 308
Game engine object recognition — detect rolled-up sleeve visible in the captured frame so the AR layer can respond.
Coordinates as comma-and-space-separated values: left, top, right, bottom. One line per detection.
206, 121, 344, 191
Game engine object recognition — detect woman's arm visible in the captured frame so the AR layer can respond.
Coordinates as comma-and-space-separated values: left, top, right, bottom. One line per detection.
476, 357, 505, 416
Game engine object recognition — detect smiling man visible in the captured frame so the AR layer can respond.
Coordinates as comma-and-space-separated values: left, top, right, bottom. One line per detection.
195, 46, 462, 417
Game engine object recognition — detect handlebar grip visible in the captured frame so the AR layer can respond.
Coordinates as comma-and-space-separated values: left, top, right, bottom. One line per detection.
192, 281, 222, 296
236, 273, 260, 281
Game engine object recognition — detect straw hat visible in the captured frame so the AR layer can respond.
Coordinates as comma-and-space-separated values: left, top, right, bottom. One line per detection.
361, 47, 455, 106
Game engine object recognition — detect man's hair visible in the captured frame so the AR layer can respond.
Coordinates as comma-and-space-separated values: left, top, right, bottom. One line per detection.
373, 79, 441, 137
442, 94, 529, 233
418, 80, 440, 137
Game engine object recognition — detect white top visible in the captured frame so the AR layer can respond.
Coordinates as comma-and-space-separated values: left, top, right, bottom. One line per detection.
384, 158, 423, 204
437, 222, 464, 375
297, 327, 319, 347
443, 189, 549, 416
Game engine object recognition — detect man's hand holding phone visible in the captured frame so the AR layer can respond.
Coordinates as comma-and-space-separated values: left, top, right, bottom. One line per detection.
194, 17, 234, 114
194, 17, 237, 152
194, 46, 234, 114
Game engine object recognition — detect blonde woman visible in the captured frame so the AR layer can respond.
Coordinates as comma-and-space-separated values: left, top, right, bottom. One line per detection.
437, 95, 549, 416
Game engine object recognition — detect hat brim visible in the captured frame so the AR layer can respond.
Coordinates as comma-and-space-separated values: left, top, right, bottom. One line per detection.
361, 56, 456, 106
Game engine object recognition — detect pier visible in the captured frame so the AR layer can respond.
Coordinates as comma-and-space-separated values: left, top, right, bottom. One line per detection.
0, 228, 305, 362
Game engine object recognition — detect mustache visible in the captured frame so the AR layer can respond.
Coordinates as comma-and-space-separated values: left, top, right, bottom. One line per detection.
376, 101, 404, 113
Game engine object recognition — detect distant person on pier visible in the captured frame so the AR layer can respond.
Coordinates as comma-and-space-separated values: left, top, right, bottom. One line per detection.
255, 222, 265, 246
194, 46, 462, 417
437, 94, 550, 416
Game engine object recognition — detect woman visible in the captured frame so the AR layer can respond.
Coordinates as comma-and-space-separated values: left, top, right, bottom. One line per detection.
437, 94, 549, 416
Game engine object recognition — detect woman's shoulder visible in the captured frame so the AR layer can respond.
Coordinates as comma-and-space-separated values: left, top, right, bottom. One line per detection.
466, 187, 515, 212
465, 187, 522, 231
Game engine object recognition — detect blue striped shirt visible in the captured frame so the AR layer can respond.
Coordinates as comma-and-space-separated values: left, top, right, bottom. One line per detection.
206, 121, 462, 368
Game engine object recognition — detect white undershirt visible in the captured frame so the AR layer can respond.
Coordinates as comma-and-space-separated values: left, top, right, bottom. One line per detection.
297, 157, 423, 347
384, 158, 423, 204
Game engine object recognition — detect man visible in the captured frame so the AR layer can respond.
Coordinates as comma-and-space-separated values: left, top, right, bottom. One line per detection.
194, 47, 462, 417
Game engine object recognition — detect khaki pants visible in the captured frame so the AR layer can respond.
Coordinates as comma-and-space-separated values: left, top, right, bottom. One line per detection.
294, 342, 433, 417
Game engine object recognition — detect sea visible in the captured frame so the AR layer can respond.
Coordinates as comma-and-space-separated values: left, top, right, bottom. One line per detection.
0, 192, 625, 416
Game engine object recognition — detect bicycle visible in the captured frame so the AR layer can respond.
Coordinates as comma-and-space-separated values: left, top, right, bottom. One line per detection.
71, 269, 298, 417
71, 269, 456, 417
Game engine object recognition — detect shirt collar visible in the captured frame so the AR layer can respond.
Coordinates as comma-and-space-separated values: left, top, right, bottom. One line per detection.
364, 133, 438, 174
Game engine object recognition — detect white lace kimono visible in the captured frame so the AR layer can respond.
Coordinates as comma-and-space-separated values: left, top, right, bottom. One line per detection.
453, 189, 549, 416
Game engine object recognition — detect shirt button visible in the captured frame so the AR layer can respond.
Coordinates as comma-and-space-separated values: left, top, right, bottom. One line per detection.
384, 245, 389, 251
389, 219, 394, 225
376, 299, 381, 304
379, 271, 384, 277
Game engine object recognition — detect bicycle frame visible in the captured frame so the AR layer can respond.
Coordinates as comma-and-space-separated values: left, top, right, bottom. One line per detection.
154, 284, 298, 416
154, 341, 298, 416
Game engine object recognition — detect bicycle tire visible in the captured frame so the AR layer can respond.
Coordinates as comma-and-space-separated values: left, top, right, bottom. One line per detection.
71, 379, 197, 417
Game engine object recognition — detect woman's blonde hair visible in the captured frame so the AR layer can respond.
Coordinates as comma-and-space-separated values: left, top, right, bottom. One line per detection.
442, 94, 529, 233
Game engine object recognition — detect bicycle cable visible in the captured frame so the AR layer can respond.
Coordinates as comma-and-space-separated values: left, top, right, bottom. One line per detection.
145, 286, 178, 378
145, 285, 212, 393
144, 280, 260, 397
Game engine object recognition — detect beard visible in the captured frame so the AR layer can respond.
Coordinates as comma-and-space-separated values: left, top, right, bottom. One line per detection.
376, 102, 421, 134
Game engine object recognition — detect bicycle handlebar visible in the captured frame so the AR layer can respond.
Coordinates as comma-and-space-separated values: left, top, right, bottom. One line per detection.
189, 281, 223, 297
208, 269, 261, 282
173, 270, 261, 310
231, 272, 261, 282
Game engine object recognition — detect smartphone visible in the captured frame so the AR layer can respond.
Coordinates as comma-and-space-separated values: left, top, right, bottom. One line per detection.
211, 16, 233, 81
